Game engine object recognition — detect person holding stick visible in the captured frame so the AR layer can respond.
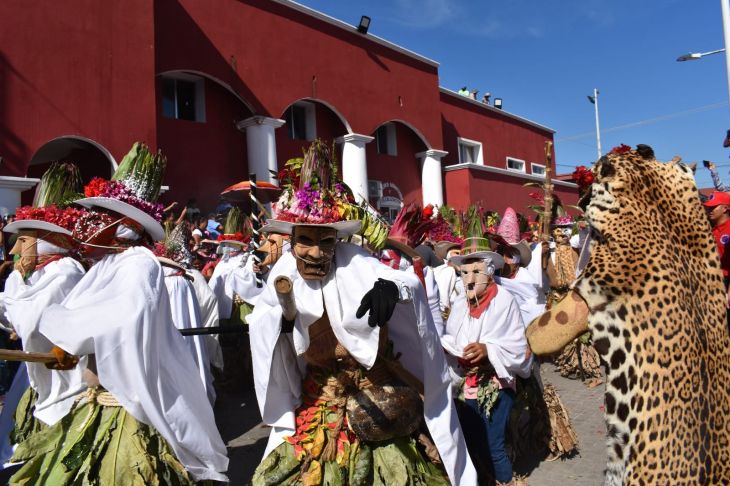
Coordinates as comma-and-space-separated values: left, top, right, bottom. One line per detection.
8, 143, 228, 485
247, 139, 476, 485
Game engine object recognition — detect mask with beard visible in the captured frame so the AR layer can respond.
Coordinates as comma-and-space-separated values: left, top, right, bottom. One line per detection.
460, 259, 494, 303
10, 231, 39, 277
292, 226, 336, 281
552, 227, 572, 246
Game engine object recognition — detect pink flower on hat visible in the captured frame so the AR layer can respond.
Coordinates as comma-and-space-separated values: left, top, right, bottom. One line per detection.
497, 207, 520, 244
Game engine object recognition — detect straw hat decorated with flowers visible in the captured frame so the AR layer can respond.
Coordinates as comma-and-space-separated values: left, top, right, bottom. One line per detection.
5, 162, 87, 248
449, 206, 504, 269
262, 139, 362, 238
74, 142, 167, 241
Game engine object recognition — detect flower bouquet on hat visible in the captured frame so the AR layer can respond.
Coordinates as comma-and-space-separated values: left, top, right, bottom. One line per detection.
214, 206, 251, 251
494, 207, 532, 267
6, 161, 87, 247
264, 139, 364, 240
75, 142, 167, 241
449, 206, 504, 270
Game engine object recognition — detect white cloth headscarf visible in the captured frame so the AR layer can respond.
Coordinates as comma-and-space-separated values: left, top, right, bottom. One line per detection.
39, 247, 228, 482
247, 242, 477, 485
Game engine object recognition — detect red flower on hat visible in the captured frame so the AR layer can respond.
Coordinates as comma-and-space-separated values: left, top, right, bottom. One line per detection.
571, 165, 594, 191
609, 144, 631, 154
84, 177, 110, 198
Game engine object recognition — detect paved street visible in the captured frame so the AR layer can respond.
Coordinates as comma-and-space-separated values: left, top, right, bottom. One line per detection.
218, 363, 608, 485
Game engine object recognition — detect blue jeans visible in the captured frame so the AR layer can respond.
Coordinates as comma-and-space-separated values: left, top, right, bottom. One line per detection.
460, 389, 515, 484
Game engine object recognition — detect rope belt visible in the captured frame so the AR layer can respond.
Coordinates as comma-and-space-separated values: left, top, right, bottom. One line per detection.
77, 387, 121, 407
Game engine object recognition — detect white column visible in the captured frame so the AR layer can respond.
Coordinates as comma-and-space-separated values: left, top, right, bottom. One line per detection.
0, 177, 39, 216
236, 116, 285, 184
336, 133, 374, 202
417, 149, 448, 207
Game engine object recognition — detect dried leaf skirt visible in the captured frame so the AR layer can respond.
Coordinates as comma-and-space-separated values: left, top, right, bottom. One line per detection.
252, 370, 450, 486
11, 387, 45, 445
9, 393, 191, 486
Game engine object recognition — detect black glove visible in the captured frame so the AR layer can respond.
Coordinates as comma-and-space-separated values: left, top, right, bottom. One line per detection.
356, 279, 399, 327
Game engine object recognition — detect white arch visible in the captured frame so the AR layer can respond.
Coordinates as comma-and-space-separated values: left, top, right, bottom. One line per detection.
375, 119, 432, 150
30, 135, 118, 170
157, 69, 256, 114
287, 97, 353, 134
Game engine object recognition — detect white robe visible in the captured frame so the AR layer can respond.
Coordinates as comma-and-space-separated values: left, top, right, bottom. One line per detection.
433, 263, 460, 314
496, 247, 546, 327
208, 253, 247, 319
39, 247, 228, 482
188, 268, 224, 371
227, 256, 267, 307
4, 259, 87, 426
247, 243, 477, 486
163, 267, 215, 406
441, 285, 533, 386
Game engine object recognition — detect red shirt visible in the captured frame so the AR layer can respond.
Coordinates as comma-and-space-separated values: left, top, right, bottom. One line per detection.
712, 218, 730, 277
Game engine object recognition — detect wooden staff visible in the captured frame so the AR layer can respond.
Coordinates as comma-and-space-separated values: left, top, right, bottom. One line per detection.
0, 348, 63, 364
274, 276, 296, 321
249, 173, 263, 288
542, 140, 554, 239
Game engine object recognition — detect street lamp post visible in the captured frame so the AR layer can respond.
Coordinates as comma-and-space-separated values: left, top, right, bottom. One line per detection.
676, 0, 730, 108
587, 88, 602, 159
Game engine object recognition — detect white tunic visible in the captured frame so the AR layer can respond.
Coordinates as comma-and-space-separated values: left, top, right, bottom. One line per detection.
208, 252, 247, 319
188, 268, 224, 371
441, 285, 533, 385
40, 247, 228, 482
4, 258, 87, 425
247, 242, 477, 486
163, 267, 215, 406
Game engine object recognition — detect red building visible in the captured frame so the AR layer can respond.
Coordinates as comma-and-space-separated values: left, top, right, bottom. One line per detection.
0, 0, 577, 220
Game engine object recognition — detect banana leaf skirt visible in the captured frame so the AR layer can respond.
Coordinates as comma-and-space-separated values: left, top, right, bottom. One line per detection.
11, 387, 45, 445
9, 388, 192, 486
252, 369, 450, 486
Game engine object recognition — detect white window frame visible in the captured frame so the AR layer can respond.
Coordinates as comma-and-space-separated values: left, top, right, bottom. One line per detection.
287, 101, 317, 141
531, 163, 546, 175
161, 73, 206, 122
376, 123, 398, 156
457, 137, 484, 165
506, 156, 526, 173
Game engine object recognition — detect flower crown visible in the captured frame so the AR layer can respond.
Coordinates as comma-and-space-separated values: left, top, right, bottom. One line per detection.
84, 177, 164, 222
15, 205, 87, 232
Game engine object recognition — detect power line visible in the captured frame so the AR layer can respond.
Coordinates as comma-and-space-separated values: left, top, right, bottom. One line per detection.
556, 101, 728, 142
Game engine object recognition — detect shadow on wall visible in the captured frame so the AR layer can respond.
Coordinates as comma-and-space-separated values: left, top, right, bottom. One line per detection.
0, 52, 30, 176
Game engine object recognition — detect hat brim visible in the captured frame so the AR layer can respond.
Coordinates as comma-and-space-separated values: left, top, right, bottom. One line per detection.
511, 240, 532, 267
449, 251, 504, 269
4, 220, 72, 236
703, 200, 729, 207
260, 220, 361, 238
75, 197, 165, 241
218, 240, 248, 247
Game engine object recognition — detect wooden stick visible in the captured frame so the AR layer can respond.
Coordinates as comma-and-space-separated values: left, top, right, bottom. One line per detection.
542, 140, 554, 239
0, 349, 59, 364
274, 275, 297, 321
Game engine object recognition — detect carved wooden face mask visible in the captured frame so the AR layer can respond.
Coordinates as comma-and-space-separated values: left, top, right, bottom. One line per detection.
292, 226, 337, 281
10, 231, 38, 276
460, 259, 493, 302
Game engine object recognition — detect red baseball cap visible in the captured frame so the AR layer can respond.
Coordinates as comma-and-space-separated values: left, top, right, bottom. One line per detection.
703, 191, 730, 207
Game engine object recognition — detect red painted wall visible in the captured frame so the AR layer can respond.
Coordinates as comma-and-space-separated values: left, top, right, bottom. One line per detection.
444, 167, 579, 219
440, 92, 554, 173
154, 0, 443, 147
366, 123, 427, 205
0, 0, 158, 177
156, 79, 251, 211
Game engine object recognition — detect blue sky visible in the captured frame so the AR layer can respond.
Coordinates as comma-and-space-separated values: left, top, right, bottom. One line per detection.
297, 0, 729, 189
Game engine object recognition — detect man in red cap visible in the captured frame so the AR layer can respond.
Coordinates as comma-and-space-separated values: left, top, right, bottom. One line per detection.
704, 190, 730, 329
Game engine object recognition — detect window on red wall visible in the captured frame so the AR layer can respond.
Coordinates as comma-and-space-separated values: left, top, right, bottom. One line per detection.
161, 75, 206, 122
376, 124, 397, 155
286, 102, 316, 141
